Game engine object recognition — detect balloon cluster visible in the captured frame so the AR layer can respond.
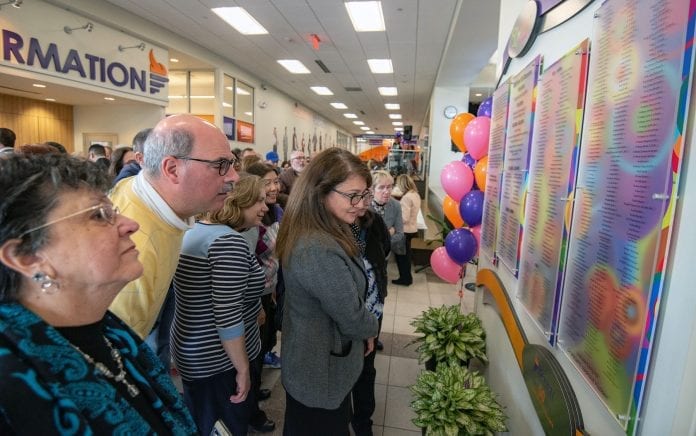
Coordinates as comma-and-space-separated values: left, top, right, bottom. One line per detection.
430, 97, 492, 284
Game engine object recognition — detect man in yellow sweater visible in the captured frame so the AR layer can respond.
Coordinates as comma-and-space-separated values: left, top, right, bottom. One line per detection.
109, 114, 239, 342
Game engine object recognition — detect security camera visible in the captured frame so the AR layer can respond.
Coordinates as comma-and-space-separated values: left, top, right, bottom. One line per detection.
261, 84, 268, 91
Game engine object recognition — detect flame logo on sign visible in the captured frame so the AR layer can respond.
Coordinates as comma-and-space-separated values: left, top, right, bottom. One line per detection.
149, 50, 169, 95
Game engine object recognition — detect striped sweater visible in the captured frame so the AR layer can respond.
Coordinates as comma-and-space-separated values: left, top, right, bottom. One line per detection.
172, 222, 264, 382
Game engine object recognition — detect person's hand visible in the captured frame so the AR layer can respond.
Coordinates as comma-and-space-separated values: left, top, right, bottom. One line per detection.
229, 369, 251, 404
365, 337, 375, 356
389, 227, 396, 236
258, 307, 266, 326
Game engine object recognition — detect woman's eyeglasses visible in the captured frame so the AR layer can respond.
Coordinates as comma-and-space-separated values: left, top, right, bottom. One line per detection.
176, 156, 238, 176
19, 204, 120, 238
331, 188, 373, 206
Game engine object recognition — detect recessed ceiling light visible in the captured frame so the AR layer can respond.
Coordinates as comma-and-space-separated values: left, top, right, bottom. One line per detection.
345, 1, 385, 32
331, 102, 348, 109
277, 59, 311, 74
384, 103, 400, 110
310, 86, 333, 95
212, 7, 268, 35
170, 58, 179, 63
104, 97, 115, 101
32, 83, 46, 88
366, 131, 374, 134
378, 87, 397, 96
392, 121, 403, 126
388, 114, 402, 119
475, 93, 482, 97
344, 113, 358, 118
367, 59, 393, 74
45, 98, 55, 101
353, 121, 365, 125
394, 127, 403, 131
360, 126, 370, 131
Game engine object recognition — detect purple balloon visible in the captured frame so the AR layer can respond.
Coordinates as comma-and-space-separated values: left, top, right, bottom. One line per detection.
461, 153, 476, 169
459, 190, 484, 227
477, 97, 492, 118
445, 228, 478, 265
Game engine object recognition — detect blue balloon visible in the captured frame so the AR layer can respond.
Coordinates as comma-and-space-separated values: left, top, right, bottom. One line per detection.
459, 190, 484, 227
461, 153, 476, 169
477, 97, 492, 118
445, 228, 478, 265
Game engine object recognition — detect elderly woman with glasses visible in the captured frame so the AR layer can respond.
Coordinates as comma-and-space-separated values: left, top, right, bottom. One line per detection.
0, 154, 196, 434
276, 148, 379, 435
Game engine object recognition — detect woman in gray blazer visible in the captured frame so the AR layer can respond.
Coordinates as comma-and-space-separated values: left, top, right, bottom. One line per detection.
276, 148, 379, 435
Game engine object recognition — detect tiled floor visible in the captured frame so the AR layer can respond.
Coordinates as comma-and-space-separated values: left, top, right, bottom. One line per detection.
250, 257, 478, 435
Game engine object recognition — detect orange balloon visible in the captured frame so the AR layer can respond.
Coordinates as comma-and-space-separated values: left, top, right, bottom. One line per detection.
449, 113, 475, 153
474, 156, 488, 191
443, 195, 464, 228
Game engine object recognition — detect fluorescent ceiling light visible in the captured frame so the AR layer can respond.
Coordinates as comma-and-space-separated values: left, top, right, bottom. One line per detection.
104, 97, 115, 101
392, 121, 403, 126
170, 58, 179, 63
277, 59, 310, 74
212, 7, 268, 35
388, 114, 402, 119
366, 131, 374, 134
32, 83, 46, 88
344, 113, 358, 118
384, 103, 400, 110
244, 111, 253, 116
236, 88, 250, 96
310, 86, 333, 95
353, 121, 365, 125
360, 126, 370, 131
331, 102, 348, 109
345, 1, 385, 32
378, 86, 398, 96
475, 93, 482, 97
394, 127, 403, 131
45, 98, 55, 101
367, 59, 393, 74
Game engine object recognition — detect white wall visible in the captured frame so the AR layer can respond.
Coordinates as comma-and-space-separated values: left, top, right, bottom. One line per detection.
73, 105, 164, 154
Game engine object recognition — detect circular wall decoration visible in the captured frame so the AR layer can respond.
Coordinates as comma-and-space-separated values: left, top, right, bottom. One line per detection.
507, 0, 542, 58
443, 105, 458, 119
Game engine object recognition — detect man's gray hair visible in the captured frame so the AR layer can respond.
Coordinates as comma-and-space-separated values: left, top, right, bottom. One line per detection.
142, 128, 194, 176
132, 127, 153, 154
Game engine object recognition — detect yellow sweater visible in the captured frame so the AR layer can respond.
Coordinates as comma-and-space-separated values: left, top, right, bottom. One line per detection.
109, 177, 186, 338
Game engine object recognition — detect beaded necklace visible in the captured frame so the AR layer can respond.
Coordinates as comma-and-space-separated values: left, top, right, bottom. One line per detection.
72, 336, 140, 397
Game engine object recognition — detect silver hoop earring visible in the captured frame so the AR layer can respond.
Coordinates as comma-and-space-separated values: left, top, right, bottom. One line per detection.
32, 272, 59, 293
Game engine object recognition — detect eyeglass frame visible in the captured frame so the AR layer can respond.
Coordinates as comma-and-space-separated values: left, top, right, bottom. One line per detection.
18, 204, 120, 238
331, 188, 373, 206
175, 156, 238, 176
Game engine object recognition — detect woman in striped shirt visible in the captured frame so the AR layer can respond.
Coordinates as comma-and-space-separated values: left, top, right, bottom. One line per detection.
172, 175, 268, 436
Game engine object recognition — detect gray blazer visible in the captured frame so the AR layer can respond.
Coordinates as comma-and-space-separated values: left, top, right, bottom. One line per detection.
280, 232, 379, 409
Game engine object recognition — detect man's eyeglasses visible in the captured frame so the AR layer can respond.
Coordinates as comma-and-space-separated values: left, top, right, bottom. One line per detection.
19, 204, 120, 238
177, 156, 238, 176
331, 189, 373, 206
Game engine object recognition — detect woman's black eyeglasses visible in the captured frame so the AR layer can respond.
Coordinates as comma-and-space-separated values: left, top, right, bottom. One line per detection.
331, 188, 373, 206
176, 156, 238, 176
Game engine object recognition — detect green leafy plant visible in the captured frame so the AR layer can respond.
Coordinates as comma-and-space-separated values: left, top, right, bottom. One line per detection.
410, 305, 487, 367
425, 213, 453, 246
411, 364, 507, 435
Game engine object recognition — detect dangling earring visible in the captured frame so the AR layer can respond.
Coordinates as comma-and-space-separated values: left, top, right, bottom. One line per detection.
32, 272, 59, 293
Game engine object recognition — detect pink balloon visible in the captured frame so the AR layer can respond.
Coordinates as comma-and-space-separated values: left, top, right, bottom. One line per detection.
430, 246, 463, 284
440, 161, 474, 202
470, 225, 481, 250
464, 117, 491, 160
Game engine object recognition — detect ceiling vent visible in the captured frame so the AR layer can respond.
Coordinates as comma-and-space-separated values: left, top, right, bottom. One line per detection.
315, 60, 331, 73
345, 86, 362, 92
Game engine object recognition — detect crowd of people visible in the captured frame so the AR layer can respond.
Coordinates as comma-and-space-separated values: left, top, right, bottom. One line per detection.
0, 119, 421, 435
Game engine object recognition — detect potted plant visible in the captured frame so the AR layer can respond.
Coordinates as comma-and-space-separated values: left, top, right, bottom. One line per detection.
411, 363, 507, 435
410, 305, 487, 370
425, 213, 453, 246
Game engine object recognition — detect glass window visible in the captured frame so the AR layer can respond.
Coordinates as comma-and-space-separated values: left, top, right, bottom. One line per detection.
190, 71, 215, 116
223, 74, 235, 119
236, 81, 254, 123
167, 70, 188, 114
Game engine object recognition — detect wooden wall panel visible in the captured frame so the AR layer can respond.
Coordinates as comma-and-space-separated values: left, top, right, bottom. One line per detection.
0, 94, 74, 151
